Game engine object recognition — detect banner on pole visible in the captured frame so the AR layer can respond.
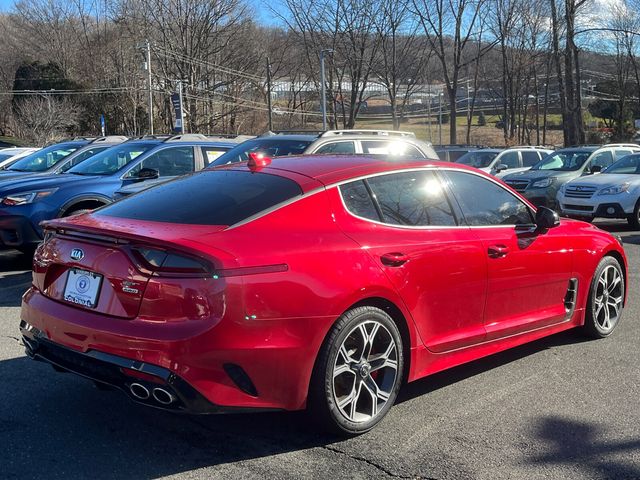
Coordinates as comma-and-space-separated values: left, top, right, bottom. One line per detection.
171, 93, 183, 132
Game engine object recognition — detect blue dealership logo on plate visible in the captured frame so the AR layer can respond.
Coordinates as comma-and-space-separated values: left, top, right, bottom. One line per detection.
76, 275, 90, 294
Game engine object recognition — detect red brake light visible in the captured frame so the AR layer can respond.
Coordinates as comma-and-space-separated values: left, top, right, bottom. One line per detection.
248, 152, 271, 171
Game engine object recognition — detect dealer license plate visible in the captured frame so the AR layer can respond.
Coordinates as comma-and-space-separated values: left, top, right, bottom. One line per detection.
63, 269, 103, 308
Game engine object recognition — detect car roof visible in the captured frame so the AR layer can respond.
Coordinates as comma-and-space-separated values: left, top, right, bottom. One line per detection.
555, 146, 599, 153
229, 154, 474, 190
258, 134, 319, 141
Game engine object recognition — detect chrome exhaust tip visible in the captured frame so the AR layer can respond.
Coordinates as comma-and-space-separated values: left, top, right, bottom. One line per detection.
129, 383, 150, 400
152, 387, 175, 405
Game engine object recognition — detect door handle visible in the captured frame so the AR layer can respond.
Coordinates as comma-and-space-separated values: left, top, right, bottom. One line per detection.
487, 244, 509, 258
381, 252, 409, 267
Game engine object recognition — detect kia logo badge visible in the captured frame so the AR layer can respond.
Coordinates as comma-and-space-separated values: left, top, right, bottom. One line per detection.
70, 248, 84, 261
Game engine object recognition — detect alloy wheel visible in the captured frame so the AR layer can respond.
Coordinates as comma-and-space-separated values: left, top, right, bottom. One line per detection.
332, 320, 399, 423
593, 264, 624, 333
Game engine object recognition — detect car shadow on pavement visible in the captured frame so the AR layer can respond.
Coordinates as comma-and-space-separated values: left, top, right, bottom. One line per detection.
0, 250, 32, 272
398, 330, 590, 404
0, 355, 340, 479
0, 272, 32, 307
528, 416, 640, 478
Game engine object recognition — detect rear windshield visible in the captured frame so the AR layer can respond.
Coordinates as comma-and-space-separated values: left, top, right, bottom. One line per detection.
98, 170, 303, 225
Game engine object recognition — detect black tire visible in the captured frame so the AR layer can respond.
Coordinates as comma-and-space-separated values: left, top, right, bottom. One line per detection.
308, 306, 404, 435
583, 256, 625, 338
627, 201, 640, 229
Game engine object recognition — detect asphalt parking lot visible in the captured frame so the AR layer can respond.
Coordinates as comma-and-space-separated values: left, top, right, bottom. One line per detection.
1, 221, 640, 480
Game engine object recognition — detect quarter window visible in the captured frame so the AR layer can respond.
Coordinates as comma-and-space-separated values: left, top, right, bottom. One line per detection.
340, 180, 379, 221
352, 171, 456, 226
445, 171, 533, 226
202, 146, 231, 166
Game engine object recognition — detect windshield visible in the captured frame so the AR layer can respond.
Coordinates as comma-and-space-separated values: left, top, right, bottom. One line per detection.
602, 154, 640, 174
207, 138, 312, 167
8, 143, 80, 172
532, 151, 592, 171
0, 153, 13, 163
68, 143, 155, 175
455, 151, 499, 168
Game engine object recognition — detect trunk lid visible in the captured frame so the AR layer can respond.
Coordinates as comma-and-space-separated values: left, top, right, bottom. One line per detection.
33, 214, 231, 319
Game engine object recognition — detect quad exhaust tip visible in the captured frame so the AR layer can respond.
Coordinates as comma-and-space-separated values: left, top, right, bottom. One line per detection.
152, 387, 176, 405
129, 383, 150, 400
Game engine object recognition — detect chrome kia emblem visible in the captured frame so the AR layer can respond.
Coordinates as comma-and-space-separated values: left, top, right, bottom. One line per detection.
70, 248, 84, 261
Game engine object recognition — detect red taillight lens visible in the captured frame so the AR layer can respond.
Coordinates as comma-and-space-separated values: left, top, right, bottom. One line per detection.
131, 247, 214, 277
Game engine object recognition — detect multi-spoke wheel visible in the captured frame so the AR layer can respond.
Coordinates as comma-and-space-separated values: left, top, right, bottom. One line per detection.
309, 306, 404, 435
584, 256, 625, 338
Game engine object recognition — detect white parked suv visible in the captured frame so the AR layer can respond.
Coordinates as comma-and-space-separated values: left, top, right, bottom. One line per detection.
0, 147, 40, 169
455, 146, 553, 177
557, 152, 640, 227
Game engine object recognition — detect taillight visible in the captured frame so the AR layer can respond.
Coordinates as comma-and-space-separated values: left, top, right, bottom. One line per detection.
131, 247, 214, 278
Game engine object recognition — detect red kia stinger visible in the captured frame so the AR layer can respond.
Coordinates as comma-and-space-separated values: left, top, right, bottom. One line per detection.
20, 154, 627, 434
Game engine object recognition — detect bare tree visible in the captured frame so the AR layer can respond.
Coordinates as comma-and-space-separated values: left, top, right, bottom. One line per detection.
412, 0, 493, 143
10, 96, 79, 144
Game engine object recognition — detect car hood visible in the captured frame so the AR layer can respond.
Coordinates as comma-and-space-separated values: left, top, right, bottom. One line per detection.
565, 173, 640, 187
0, 171, 40, 182
503, 169, 575, 183
0, 173, 101, 196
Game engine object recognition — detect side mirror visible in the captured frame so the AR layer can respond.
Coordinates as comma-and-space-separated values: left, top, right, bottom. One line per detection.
136, 168, 159, 180
590, 165, 602, 174
496, 164, 508, 173
535, 206, 560, 230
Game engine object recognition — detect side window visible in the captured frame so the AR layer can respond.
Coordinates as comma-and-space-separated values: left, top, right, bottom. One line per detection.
613, 149, 633, 161
589, 151, 614, 169
365, 170, 456, 226
339, 180, 379, 221
314, 142, 356, 154
361, 141, 425, 158
202, 146, 230, 166
126, 147, 195, 178
497, 151, 520, 169
446, 171, 534, 226
521, 151, 541, 167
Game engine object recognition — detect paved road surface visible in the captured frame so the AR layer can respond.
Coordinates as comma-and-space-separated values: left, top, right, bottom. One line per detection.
1, 221, 639, 479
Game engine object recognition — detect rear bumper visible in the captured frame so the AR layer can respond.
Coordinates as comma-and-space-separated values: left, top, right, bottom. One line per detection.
21, 287, 332, 412
20, 320, 250, 414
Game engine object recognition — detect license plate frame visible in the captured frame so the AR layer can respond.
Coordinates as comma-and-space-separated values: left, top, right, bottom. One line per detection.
63, 268, 103, 309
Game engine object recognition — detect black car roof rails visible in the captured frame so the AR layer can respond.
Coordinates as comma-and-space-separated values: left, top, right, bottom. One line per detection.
126, 134, 173, 141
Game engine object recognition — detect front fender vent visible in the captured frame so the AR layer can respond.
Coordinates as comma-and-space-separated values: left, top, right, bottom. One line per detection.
564, 278, 579, 316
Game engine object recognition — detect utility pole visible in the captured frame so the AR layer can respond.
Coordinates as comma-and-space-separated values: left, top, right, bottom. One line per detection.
266, 57, 273, 132
438, 91, 443, 145
427, 84, 432, 143
145, 39, 154, 135
320, 49, 333, 131
177, 80, 185, 133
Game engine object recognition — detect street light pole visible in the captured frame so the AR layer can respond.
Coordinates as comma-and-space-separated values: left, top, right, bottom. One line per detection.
320, 49, 333, 131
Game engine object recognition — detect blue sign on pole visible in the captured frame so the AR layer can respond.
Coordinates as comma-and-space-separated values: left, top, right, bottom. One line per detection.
100, 114, 106, 136
171, 93, 183, 133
